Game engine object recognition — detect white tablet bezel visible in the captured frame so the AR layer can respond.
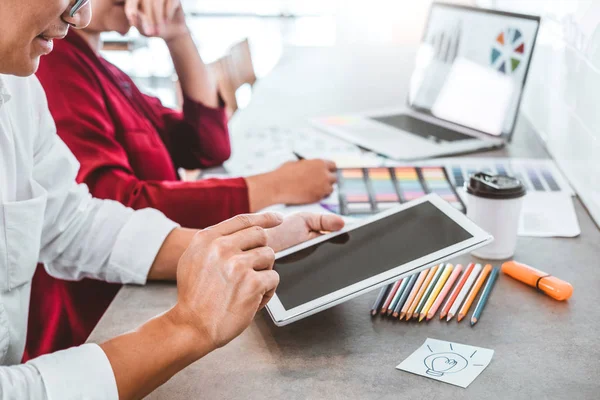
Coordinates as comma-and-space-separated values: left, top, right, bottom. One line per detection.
265, 194, 493, 326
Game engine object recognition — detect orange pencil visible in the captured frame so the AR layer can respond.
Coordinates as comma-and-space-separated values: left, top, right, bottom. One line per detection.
427, 264, 463, 321
407, 266, 438, 320
457, 264, 492, 322
399, 269, 428, 320
440, 263, 475, 320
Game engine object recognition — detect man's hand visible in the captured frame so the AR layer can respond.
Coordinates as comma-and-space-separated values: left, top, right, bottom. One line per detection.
124, 0, 188, 41
266, 212, 345, 253
171, 213, 283, 350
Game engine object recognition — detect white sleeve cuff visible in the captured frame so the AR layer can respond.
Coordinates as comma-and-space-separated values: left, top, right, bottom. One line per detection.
108, 208, 180, 285
30, 344, 118, 400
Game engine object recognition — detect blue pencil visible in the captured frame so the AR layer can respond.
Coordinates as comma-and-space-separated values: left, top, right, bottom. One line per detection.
387, 278, 410, 315
371, 284, 392, 316
470, 266, 500, 326
392, 273, 418, 317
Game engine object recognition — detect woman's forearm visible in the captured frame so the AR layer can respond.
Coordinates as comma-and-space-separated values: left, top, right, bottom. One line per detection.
166, 31, 219, 108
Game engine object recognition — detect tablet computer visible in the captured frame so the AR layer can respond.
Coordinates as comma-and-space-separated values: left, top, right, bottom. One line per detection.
266, 194, 493, 326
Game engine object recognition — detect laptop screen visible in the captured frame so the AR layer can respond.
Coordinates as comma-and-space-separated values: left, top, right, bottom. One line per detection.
407, 4, 539, 138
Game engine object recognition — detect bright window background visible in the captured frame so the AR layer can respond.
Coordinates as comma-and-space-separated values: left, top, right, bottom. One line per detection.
101, 0, 475, 106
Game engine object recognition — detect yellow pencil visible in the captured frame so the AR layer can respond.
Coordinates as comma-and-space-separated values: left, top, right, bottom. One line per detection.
407, 266, 438, 320
457, 264, 493, 322
419, 264, 454, 321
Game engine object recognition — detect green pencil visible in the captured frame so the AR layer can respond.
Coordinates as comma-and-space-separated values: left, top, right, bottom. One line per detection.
414, 264, 446, 318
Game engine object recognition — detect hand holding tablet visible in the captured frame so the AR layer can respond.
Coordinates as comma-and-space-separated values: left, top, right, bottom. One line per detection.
266, 194, 492, 326
172, 213, 283, 349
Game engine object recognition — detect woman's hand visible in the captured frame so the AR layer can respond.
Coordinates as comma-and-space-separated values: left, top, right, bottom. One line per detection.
266, 212, 345, 253
124, 0, 189, 41
246, 159, 338, 211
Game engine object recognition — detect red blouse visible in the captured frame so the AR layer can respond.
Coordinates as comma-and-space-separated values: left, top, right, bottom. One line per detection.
25, 30, 250, 360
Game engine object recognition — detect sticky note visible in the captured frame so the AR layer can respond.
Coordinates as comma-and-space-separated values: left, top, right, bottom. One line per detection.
396, 338, 494, 388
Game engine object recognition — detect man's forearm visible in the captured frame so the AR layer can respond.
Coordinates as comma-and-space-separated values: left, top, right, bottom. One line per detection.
100, 306, 213, 400
166, 31, 219, 108
147, 227, 197, 280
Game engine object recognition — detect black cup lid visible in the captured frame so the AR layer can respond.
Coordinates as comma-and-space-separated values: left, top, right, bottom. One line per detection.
466, 172, 526, 199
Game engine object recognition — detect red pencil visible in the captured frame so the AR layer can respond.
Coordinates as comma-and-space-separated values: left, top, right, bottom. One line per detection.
439, 263, 475, 320
380, 279, 403, 314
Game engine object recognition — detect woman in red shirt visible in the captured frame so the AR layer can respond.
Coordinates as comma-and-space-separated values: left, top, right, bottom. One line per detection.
29, 0, 336, 359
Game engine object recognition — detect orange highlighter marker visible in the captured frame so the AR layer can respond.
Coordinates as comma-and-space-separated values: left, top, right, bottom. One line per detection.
501, 261, 573, 301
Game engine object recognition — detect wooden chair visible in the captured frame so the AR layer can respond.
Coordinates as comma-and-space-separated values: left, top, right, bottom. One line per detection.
228, 39, 257, 88
209, 55, 239, 119
210, 38, 258, 118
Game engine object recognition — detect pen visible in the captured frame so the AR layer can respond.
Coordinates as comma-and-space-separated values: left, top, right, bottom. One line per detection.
293, 151, 304, 160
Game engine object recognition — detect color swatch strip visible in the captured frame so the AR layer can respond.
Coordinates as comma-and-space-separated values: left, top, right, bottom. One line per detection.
334, 166, 465, 216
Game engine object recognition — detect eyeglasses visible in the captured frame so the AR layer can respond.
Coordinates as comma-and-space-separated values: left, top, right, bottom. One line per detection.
69, 0, 90, 18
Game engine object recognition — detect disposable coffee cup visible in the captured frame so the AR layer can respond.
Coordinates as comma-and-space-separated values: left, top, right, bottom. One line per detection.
466, 172, 526, 260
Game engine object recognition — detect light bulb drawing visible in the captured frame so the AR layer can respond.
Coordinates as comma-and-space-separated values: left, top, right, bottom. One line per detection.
424, 352, 468, 376
397, 339, 493, 388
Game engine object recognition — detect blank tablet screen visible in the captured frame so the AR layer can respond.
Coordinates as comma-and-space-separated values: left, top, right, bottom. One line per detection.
274, 201, 472, 310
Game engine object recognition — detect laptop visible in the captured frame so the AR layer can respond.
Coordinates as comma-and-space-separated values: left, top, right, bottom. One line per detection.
311, 3, 540, 160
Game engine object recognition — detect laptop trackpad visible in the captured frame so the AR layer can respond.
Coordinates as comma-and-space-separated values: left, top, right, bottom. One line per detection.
370, 114, 472, 143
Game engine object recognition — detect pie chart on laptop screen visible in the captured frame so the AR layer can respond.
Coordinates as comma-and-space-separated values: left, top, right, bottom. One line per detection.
490, 27, 525, 75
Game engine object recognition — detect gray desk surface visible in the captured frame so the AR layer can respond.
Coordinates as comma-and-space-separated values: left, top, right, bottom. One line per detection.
88, 46, 600, 399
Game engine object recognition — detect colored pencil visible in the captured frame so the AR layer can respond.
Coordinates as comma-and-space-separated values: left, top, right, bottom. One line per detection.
400, 270, 428, 320
471, 266, 500, 326
414, 264, 446, 319
371, 284, 391, 316
420, 264, 454, 321
447, 263, 482, 321
407, 266, 438, 320
458, 264, 493, 322
380, 279, 403, 314
392, 273, 418, 317
440, 263, 474, 320
427, 264, 463, 321
388, 277, 410, 315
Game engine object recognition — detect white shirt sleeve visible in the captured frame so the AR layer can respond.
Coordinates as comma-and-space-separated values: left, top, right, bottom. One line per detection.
0, 344, 118, 400
32, 77, 179, 284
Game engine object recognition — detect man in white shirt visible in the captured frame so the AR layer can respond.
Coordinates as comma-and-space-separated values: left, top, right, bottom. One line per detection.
0, 0, 344, 399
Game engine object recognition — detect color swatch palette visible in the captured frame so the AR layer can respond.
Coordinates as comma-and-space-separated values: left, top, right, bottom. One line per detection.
328, 166, 465, 216
445, 160, 567, 194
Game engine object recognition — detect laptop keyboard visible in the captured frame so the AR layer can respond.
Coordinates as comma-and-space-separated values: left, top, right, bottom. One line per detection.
370, 114, 473, 142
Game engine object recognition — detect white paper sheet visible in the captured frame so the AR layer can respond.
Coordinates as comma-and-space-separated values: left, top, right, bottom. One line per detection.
518, 192, 581, 237
396, 338, 494, 388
